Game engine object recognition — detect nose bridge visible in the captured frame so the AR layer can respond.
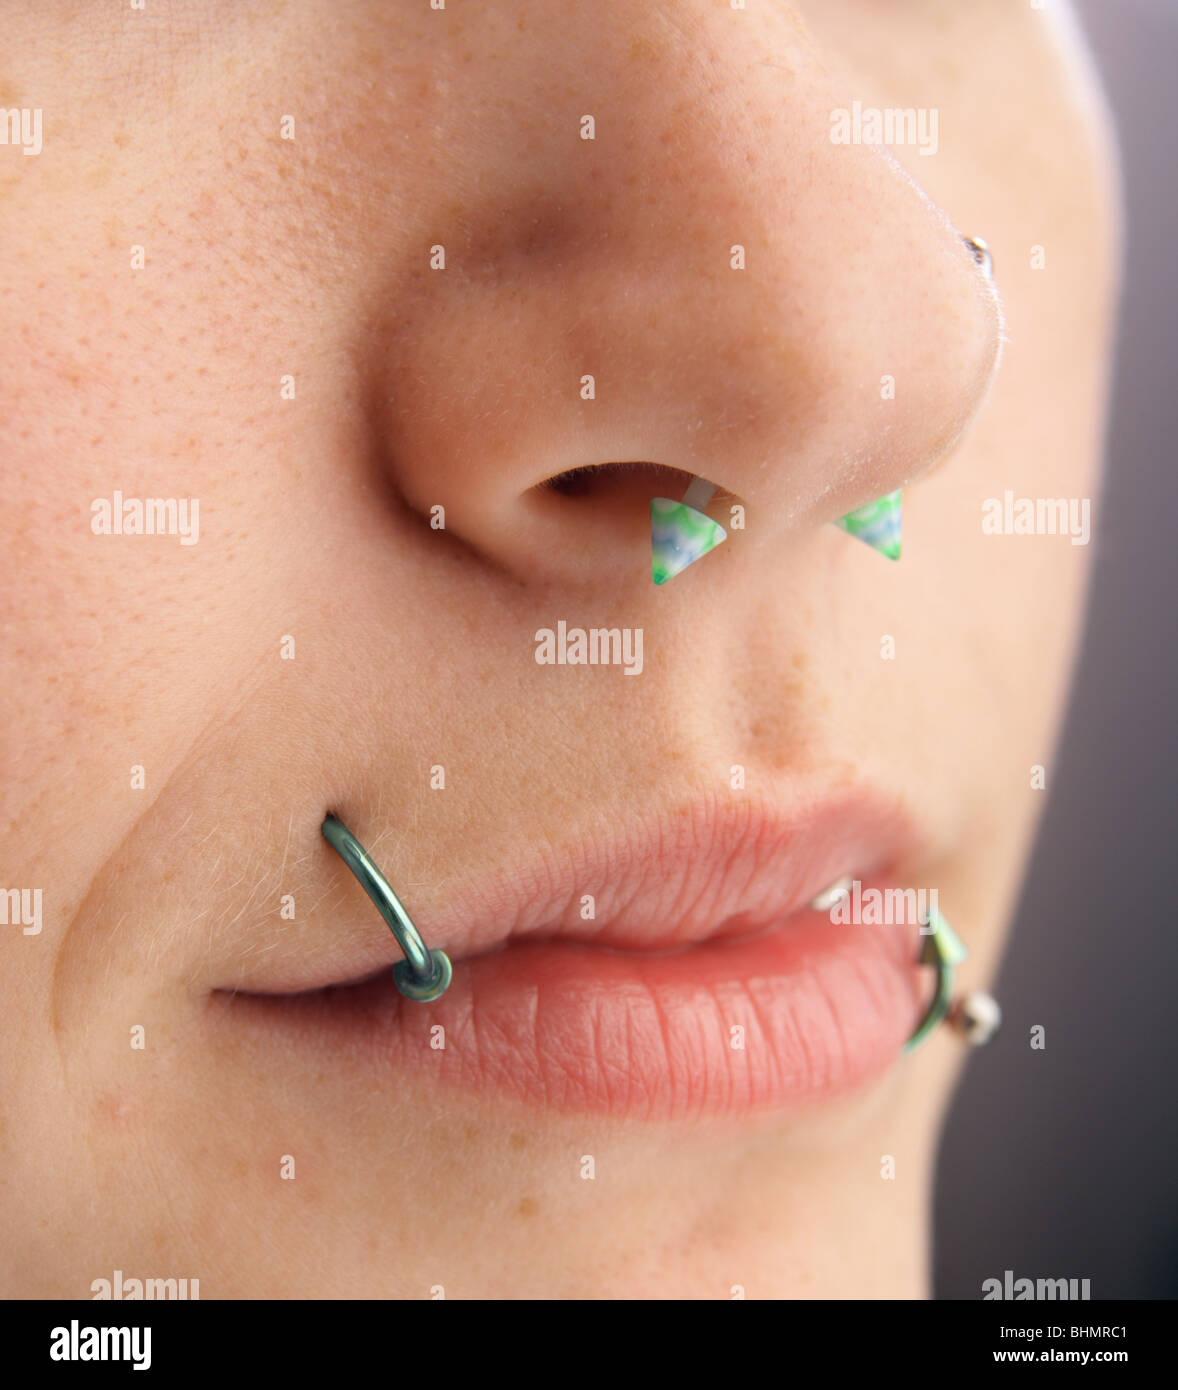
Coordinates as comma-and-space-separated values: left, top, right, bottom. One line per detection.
369, 5, 1000, 583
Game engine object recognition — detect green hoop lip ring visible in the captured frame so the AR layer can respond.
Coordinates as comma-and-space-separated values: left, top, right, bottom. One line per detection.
321, 813, 452, 1003
393, 949, 452, 1002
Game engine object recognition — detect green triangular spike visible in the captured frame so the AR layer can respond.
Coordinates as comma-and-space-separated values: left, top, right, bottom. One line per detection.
918, 910, 968, 968
651, 498, 727, 585
835, 489, 902, 560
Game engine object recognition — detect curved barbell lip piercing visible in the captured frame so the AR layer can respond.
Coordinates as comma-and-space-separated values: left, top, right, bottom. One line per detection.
903, 909, 1002, 1053
321, 814, 452, 1002
904, 909, 967, 1053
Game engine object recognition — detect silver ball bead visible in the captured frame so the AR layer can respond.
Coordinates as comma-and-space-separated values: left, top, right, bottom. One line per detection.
949, 990, 1002, 1046
963, 235, 994, 281
809, 875, 853, 912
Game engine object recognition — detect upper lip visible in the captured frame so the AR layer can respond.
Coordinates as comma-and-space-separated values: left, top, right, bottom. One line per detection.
221, 783, 935, 997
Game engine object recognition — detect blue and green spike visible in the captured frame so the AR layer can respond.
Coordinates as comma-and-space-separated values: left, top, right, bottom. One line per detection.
835, 488, 902, 560
651, 479, 903, 582
651, 478, 726, 585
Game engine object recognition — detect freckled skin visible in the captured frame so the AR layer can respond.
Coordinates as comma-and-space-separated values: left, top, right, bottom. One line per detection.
1, 2, 1117, 1297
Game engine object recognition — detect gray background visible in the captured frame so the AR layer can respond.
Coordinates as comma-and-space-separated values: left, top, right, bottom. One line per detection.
935, 0, 1178, 1300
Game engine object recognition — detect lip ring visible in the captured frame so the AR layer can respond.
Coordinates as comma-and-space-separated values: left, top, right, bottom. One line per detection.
321, 813, 452, 1002
903, 909, 968, 1053
392, 949, 452, 1002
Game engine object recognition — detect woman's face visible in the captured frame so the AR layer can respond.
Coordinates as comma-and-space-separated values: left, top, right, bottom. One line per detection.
3, 1, 1117, 1297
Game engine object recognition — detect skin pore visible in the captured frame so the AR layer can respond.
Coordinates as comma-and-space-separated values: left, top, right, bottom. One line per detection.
1, 1, 1118, 1297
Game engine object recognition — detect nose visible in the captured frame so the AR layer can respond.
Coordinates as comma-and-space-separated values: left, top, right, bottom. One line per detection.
367, 4, 1002, 586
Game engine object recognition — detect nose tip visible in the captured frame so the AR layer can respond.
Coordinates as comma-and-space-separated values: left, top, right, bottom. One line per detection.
365, 14, 1003, 590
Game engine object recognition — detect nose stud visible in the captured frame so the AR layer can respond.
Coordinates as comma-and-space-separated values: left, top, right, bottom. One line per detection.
963, 233, 994, 280
651, 476, 727, 584
321, 814, 452, 1001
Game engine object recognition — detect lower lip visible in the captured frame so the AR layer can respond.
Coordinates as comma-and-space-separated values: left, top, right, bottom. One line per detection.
225, 895, 925, 1121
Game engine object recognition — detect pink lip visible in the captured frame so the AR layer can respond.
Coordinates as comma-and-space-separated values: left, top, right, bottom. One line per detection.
217, 790, 935, 1120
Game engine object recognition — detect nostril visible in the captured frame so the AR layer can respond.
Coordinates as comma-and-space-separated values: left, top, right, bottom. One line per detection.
537, 461, 699, 502
521, 463, 735, 580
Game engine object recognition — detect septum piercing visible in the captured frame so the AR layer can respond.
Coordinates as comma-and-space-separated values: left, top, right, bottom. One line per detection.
321, 814, 452, 1002
681, 477, 716, 512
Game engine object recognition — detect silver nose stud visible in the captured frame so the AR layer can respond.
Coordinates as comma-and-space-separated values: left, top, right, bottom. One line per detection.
963, 233, 994, 280
321, 814, 452, 1001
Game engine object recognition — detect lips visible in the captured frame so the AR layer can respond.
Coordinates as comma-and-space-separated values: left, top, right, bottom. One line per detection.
214, 791, 935, 1121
